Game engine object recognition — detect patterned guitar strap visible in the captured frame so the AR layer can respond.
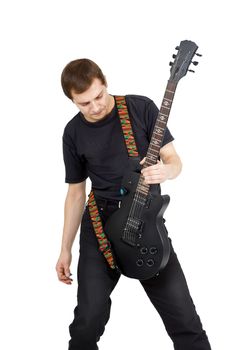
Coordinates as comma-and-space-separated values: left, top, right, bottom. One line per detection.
87, 96, 139, 269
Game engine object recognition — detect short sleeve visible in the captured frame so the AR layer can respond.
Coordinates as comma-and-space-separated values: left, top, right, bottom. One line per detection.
146, 100, 174, 147
62, 128, 88, 183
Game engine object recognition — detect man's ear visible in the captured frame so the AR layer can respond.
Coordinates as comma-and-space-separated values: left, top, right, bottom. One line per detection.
104, 75, 108, 88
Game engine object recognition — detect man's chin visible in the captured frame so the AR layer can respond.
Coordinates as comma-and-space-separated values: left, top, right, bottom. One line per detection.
91, 109, 106, 118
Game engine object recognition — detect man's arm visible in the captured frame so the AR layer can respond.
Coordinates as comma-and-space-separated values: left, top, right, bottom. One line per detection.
141, 142, 182, 184
56, 181, 86, 285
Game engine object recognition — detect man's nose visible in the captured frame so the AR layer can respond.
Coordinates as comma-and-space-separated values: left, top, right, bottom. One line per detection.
90, 101, 100, 114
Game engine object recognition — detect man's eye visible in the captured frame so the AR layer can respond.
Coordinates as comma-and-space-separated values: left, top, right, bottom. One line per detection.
97, 95, 103, 99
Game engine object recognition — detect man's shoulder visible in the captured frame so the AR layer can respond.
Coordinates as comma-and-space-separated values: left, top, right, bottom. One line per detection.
123, 95, 157, 118
125, 94, 153, 106
63, 112, 81, 135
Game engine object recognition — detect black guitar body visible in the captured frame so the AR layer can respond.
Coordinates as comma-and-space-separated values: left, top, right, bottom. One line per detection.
104, 167, 170, 280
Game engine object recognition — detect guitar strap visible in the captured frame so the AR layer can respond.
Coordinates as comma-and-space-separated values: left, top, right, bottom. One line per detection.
87, 96, 139, 269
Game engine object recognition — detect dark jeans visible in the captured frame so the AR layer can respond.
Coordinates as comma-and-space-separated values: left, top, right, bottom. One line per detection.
68, 199, 211, 350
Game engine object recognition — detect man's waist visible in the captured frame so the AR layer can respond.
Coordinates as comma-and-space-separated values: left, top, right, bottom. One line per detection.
92, 188, 122, 201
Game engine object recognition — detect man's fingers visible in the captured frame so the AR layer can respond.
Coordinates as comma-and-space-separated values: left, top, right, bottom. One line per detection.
58, 273, 73, 283
65, 268, 72, 278
56, 264, 72, 281
140, 157, 146, 165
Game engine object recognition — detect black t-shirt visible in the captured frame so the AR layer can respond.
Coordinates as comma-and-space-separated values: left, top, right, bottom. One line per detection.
62, 94, 174, 200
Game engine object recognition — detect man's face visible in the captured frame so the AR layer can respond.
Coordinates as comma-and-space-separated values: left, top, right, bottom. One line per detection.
71, 78, 114, 122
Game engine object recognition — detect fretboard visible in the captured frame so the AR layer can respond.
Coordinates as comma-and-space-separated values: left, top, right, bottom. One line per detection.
136, 80, 177, 197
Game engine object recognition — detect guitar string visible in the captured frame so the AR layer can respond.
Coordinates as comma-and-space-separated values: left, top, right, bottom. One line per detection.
125, 184, 147, 243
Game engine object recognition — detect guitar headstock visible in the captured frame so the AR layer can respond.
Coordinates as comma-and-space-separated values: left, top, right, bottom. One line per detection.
169, 40, 201, 83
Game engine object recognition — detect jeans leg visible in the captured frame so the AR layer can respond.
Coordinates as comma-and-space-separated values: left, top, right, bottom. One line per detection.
68, 208, 121, 350
140, 240, 211, 350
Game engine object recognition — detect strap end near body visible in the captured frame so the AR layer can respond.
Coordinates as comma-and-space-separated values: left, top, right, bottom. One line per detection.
88, 190, 118, 270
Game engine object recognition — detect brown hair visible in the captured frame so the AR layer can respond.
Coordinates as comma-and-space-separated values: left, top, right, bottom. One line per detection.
61, 58, 107, 100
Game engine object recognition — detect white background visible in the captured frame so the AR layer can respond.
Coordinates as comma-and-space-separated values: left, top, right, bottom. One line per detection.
0, 1, 232, 349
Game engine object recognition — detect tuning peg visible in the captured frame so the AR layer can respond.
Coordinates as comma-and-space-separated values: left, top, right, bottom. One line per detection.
169, 61, 173, 66
192, 61, 199, 66
172, 54, 177, 59
175, 46, 180, 50
196, 53, 202, 57
188, 69, 195, 73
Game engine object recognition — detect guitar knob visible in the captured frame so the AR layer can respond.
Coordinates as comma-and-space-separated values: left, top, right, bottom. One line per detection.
140, 247, 148, 254
146, 259, 154, 267
192, 61, 199, 66
136, 259, 144, 267
172, 54, 177, 59
169, 61, 173, 66
149, 247, 158, 254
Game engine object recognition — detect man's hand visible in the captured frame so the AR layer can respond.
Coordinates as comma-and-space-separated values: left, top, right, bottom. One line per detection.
140, 157, 172, 184
56, 251, 73, 285
140, 142, 182, 184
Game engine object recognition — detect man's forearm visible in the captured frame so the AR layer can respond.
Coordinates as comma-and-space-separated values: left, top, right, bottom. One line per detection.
60, 194, 86, 253
163, 155, 182, 180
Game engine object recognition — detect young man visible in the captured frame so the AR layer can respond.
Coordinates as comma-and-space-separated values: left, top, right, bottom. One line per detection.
56, 58, 211, 350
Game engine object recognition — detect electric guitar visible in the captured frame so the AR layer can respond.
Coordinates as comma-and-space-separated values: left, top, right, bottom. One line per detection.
105, 40, 201, 280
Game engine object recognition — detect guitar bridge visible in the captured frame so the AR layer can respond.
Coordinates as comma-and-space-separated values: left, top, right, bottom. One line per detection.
122, 228, 137, 247
121, 218, 144, 246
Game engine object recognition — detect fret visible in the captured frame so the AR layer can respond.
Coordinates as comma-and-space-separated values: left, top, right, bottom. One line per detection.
146, 156, 158, 163
159, 113, 168, 119
150, 139, 161, 146
155, 125, 165, 131
166, 89, 175, 94
144, 156, 155, 164
153, 128, 164, 133
161, 105, 170, 110
147, 146, 159, 153
154, 130, 163, 137
156, 119, 167, 129
151, 139, 160, 146
158, 119, 167, 125
152, 136, 163, 143
149, 143, 160, 150
137, 182, 150, 195
149, 145, 160, 153
146, 154, 156, 161
162, 99, 172, 107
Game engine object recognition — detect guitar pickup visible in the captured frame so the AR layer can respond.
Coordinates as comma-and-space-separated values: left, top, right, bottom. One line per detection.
128, 217, 144, 232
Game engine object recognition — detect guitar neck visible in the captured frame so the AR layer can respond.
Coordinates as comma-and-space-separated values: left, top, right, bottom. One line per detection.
145, 80, 177, 166
128, 39, 199, 201
136, 80, 177, 197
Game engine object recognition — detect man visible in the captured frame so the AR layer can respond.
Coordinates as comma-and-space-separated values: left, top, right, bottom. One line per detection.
56, 58, 211, 350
